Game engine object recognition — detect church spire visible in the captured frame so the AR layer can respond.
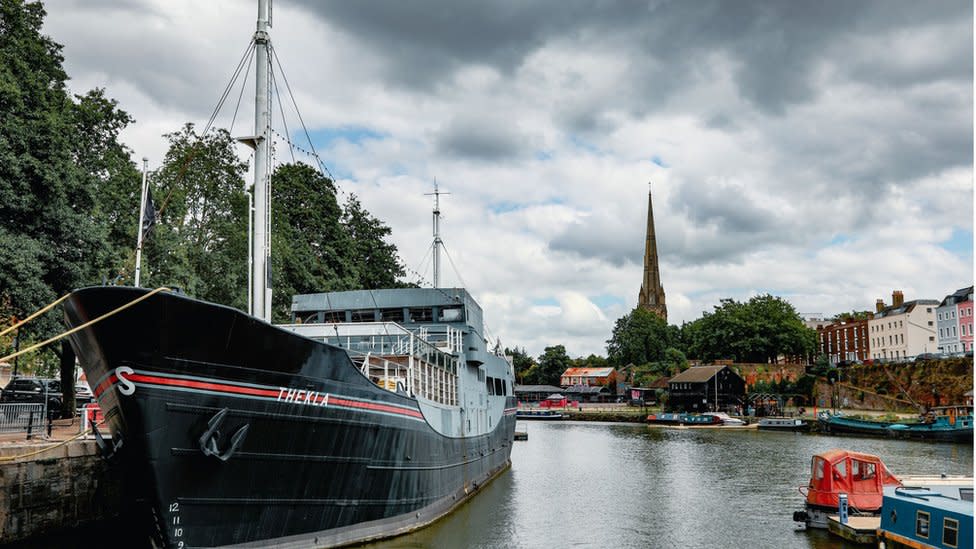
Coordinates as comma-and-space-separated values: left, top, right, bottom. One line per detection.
638, 184, 667, 320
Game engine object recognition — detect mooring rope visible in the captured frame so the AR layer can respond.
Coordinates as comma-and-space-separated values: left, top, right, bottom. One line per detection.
0, 293, 71, 339
0, 426, 96, 463
0, 287, 172, 364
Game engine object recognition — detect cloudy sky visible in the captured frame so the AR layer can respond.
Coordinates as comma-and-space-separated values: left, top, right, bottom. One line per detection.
45, 0, 973, 358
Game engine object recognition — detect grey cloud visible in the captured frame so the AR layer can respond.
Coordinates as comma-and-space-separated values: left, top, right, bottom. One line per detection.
435, 115, 528, 161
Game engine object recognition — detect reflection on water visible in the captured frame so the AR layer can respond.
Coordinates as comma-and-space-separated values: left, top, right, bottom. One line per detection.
367, 422, 973, 549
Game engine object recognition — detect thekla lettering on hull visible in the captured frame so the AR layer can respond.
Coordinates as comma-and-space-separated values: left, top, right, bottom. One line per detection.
277, 387, 330, 407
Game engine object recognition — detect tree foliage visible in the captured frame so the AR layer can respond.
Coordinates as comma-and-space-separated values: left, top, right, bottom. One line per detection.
504, 346, 536, 384
535, 345, 571, 386
0, 1, 137, 341
144, 125, 249, 309
681, 294, 816, 363
606, 307, 678, 368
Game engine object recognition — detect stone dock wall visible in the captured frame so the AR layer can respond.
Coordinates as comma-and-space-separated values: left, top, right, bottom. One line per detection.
0, 439, 121, 545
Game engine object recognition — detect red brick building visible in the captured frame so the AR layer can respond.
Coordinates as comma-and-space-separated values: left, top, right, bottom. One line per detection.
817, 319, 870, 364
560, 367, 620, 387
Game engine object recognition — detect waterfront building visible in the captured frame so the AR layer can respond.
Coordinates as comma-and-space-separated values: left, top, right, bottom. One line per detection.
637, 187, 667, 321
817, 318, 870, 364
867, 291, 939, 361
666, 365, 745, 413
514, 384, 566, 403
559, 367, 621, 387
936, 286, 973, 354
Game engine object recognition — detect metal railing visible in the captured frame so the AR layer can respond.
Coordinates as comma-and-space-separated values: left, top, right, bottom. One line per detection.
0, 403, 47, 437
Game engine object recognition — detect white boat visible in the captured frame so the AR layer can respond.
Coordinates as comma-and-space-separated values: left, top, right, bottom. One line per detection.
703, 412, 747, 425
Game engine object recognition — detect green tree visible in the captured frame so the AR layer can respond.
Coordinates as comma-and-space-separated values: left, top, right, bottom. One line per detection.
681, 294, 815, 363
0, 1, 127, 344
341, 195, 406, 290
536, 345, 571, 386
504, 346, 536, 384
606, 307, 676, 367
270, 163, 351, 321
144, 125, 248, 309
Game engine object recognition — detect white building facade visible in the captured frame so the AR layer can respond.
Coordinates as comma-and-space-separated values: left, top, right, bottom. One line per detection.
868, 292, 939, 361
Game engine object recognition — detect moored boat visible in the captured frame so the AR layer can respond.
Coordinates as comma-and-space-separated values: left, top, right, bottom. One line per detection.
703, 412, 747, 426
646, 412, 684, 425
817, 411, 896, 436
516, 409, 565, 420
886, 405, 974, 443
61, 2, 516, 547
877, 483, 974, 549
681, 413, 724, 425
758, 417, 808, 431
819, 407, 974, 443
793, 449, 901, 529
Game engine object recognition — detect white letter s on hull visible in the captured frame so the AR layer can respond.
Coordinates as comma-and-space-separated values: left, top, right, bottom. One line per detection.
116, 366, 136, 396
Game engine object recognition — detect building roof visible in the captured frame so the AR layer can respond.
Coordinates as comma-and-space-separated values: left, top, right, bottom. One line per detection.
560, 367, 615, 378
874, 299, 940, 318
562, 385, 608, 395
514, 384, 564, 394
939, 286, 974, 308
668, 365, 727, 384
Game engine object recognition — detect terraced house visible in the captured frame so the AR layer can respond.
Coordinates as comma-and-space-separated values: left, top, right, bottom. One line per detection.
937, 286, 974, 354
868, 291, 939, 361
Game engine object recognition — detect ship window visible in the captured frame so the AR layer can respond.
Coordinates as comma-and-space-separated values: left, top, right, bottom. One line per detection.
478, 369, 486, 382
409, 308, 433, 322
813, 457, 825, 480
960, 487, 973, 501
943, 518, 958, 547
439, 306, 464, 322
380, 308, 404, 322
486, 377, 495, 395
916, 510, 930, 538
318, 311, 343, 323
494, 378, 504, 396
350, 310, 375, 323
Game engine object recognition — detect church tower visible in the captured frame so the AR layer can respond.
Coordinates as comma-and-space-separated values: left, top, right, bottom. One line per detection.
638, 186, 667, 320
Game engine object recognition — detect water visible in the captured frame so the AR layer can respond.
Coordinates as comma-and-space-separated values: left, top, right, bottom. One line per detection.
366, 421, 973, 549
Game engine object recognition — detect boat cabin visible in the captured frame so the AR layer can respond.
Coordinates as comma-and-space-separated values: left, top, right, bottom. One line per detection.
878, 484, 974, 549
805, 449, 901, 511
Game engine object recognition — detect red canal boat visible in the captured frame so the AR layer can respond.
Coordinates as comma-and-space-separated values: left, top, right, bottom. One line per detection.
792, 449, 901, 528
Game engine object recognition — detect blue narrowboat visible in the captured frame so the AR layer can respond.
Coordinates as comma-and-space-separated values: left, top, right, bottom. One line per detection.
877, 484, 973, 549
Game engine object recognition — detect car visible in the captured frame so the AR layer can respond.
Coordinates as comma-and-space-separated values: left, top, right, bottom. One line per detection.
913, 353, 939, 363
0, 377, 63, 418
75, 383, 95, 406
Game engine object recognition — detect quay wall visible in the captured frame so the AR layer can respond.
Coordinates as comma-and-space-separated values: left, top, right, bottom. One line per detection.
0, 439, 121, 545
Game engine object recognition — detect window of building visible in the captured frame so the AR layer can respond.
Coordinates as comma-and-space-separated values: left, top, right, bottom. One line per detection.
952, 326, 957, 337
350, 309, 376, 322
929, 336, 935, 342
927, 307, 932, 313
950, 310, 955, 318
928, 321, 933, 326
915, 511, 930, 538
940, 328, 945, 338
938, 312, 943, 320
943, 517, 959, 547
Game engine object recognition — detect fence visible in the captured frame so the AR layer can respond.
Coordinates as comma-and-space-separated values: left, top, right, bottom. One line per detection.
0, 403, 48, 438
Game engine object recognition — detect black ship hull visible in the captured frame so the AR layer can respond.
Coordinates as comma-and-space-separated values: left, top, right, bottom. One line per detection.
64, 287, 516, 548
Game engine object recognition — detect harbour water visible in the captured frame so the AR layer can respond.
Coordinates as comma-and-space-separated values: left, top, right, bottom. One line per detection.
365, 421, 972, 549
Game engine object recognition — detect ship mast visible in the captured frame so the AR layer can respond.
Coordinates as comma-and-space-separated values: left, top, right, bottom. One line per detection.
425, 183, 449, 288
250, 0, 272, 321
